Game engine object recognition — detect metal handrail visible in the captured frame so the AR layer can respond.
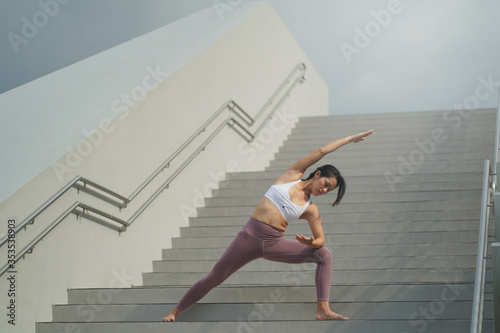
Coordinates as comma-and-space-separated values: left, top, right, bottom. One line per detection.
0, 62, 307, 276
493, 90, 500, 193
253, 73, 306, 138
126, 99, 255, 203
470, 90, 500, 332
254, 63, 306, 120
471, 160, 493, 333
0, 101, 251, 248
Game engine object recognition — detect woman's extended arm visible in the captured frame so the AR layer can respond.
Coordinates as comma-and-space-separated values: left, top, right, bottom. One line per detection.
276, 129, 374, 183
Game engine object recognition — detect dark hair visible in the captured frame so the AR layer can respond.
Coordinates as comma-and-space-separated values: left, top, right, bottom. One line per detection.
302, 164, 346, 207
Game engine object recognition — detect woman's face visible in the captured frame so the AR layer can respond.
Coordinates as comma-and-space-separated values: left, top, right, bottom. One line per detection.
312, 175, 337, 196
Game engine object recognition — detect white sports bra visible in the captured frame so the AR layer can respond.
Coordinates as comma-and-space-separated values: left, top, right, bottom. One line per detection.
264, 180, 311, 222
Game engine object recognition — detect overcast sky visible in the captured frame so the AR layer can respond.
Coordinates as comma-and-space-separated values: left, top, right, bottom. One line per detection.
1, 0, 500, 115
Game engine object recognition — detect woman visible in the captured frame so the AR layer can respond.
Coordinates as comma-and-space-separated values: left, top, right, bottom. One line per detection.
162, 129, 374, 322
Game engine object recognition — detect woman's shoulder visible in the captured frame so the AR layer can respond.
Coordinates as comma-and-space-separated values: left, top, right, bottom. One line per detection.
273, 170, 304, 185
272, 179, 301, 186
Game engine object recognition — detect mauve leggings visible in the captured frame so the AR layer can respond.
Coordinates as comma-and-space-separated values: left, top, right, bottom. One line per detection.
176, 217, 332, 310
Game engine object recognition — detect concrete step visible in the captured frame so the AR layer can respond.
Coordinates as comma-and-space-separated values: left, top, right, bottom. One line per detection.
221, 170, 483, 182
271, 153, 492, 168
153, 256, 478, 272
276, 142, 493, 154
269, 154, 492, 169
66, 283, 479, 304
205, 190, 481, 206
295, 114, 497, 126
287, 126, 494, 137
294, 114, 496, 126
213, 181, 483, 197
195, 201, 480, 217
162, 243, 480, 260
285, 126, 493, 137
266, 162, 486, 173
216, 174, 483, 189
293, 112, 495, 129
218, 171, 484, 187
180, 220, 483, 238
287, 126, 495, 137
265, 158, 485, 172
171, 231, 481, 249
282, 137, 494, 149
291, 124, 495, 135
35, 319, 495, 333
50, 300, 493, 322
293, 125, 495, 136
141, 268, 485, 286
294, 108, 494, 123
189, 210, 482, 226
277, 136, 493, 148
293, 121, 495, 133
216, 175, 483, 188
269, 151, 492, 165
292, 114, 495, 124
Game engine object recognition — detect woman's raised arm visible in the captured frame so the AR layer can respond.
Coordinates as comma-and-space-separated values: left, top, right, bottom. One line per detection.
276, 129, 374, 183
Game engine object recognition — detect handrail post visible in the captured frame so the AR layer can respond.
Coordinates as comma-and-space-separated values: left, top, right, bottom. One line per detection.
494, 87, 500, 194
492, 242, 500, 333
495, 193, 500, 244
471, 159, 492, 333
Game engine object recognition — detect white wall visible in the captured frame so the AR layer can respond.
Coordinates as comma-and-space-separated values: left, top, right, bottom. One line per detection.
0, 3, 328, 332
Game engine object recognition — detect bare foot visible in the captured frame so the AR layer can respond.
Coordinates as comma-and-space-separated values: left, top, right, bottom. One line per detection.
162, 313, 175, 322
162, 307, 181, 322
315, 310, 349, 321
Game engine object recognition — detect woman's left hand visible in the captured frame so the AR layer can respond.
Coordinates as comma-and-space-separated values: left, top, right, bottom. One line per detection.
350, 129, 374, 143
295, 234, 315, 246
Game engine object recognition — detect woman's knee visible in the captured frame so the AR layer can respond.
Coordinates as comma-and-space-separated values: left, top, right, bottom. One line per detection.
316, 246, 332, 263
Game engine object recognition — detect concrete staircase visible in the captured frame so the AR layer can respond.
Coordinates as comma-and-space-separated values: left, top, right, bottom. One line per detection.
36, 109, 496, 333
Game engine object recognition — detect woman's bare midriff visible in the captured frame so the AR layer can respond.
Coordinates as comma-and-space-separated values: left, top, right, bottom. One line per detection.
251, 197, 288, 231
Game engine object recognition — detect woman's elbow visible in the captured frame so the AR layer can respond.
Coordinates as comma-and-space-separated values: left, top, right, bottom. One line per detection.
316, 148, 326, 158
313, 238, 326, 248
